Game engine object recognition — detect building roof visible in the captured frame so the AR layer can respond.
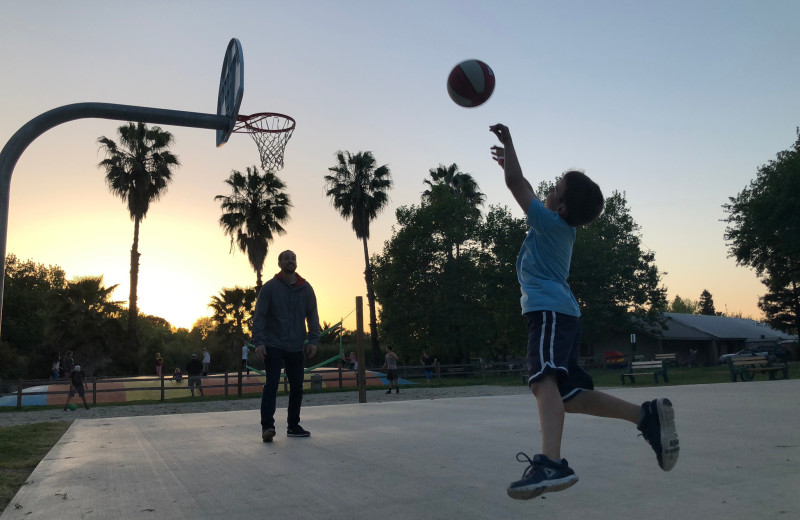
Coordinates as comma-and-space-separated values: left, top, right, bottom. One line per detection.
648, 313, 795, 343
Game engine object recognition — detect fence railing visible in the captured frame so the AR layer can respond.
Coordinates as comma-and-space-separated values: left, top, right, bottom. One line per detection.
3, 363, 526, 409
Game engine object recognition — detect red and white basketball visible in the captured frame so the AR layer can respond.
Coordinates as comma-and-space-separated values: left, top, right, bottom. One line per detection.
447, 59, 496, 108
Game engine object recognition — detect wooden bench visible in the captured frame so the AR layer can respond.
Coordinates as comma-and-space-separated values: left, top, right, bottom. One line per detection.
727, 356, 789, 382
654, 353, 677, 366
620, 360, 669, 385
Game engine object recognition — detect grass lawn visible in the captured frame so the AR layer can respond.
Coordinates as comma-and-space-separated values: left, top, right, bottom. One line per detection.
0, 422, 71, 513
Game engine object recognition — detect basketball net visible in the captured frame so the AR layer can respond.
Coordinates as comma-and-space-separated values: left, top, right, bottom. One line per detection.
233, 113, 296, 171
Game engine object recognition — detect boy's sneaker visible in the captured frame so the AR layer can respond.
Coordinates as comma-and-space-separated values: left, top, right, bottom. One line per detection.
287, 425, 311, 437
637, 398, 679, 471
261, 428, 276, 443
506, 453, 578, 500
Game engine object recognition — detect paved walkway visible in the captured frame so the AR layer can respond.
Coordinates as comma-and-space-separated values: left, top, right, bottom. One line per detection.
3, 381, 799, 519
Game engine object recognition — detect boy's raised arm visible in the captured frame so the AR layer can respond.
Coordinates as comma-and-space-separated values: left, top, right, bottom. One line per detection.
490, 124, 536, 213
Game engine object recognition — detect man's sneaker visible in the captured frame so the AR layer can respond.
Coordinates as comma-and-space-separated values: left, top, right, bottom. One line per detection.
287, 425, 311, 437
386, 389, 392, 394
506, 453, 579, 500
262, 428, 276, 443
637, 398, 679, 471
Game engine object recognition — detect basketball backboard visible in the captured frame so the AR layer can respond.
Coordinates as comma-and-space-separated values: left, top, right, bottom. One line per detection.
216, 38, 244, 147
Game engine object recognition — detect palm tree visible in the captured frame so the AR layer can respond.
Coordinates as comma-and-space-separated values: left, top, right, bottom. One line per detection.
423, 163, 485, 258
215, 166, 291, 292
324, 151, 393, 364
46, 276, 124, 376
422, 163, 485, 210
209, 286, 257, 340
97, 122, 179, 341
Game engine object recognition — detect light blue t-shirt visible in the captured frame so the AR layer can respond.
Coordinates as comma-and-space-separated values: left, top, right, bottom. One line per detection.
516, 199, 580, 317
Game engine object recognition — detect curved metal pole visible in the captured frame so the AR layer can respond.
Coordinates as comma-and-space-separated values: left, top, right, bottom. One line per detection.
0, 102, 230, 337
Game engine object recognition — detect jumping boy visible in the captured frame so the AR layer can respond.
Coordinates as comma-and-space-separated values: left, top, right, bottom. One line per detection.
489, 124, 679, 500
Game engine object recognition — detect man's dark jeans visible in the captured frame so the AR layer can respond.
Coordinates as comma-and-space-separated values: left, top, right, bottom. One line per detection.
260, 347, 305, 430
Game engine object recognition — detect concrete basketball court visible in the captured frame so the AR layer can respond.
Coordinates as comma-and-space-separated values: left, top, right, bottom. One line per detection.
3, 380, 799, 520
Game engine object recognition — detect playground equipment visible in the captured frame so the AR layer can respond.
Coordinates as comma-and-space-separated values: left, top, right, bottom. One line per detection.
243, 307, 356, 376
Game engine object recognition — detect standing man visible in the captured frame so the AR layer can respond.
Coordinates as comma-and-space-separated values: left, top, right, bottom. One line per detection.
253, 250, 321, 442
241, 344, 250, 376
64, 365, 90, 411
186, 353, 205, 397
202, 348, 211, 376
383, 345, 400, 394
420, 351, 437, 383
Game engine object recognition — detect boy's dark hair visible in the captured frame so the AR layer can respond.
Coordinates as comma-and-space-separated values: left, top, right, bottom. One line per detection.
560, 170, 604, 227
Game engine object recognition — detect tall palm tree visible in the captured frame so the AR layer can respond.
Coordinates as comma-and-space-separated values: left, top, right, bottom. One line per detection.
46, 276, 124, 376
97, 122, 179, 341
423, 163, 485, 258
422, 163, 485, 210
324, 151, 393, 364
209, 286, 257, 341
215, 166, 291, 292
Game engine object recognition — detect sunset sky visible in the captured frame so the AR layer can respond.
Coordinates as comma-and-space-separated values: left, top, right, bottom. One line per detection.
1, 1, 799, 331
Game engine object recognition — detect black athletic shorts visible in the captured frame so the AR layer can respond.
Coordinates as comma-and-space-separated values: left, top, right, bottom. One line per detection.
525, 310, 594, 401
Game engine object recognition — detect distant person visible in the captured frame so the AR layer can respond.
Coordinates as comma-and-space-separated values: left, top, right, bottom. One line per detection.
64, 365, 90, 411
51, 357, 61, 381
253, 250, 320, 442
383, 345, 400, 394
490, 123, 678, 500
202, 348, 211, 376
421, 352, 437, 382
347, 351, 358, 373
155, 352, 164, 378
242, 344, 250, 376
172, 367, 183, 383
186, 354, 204, 397
63, 351, 75, 381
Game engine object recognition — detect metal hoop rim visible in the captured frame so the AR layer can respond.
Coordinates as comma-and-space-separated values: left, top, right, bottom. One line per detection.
233, 112, 296, 134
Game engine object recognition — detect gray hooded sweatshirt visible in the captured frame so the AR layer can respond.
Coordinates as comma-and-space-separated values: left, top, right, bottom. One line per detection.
252, 272, 321, 352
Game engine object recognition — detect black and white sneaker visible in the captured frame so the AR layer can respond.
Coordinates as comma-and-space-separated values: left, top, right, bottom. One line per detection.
506, 453, 578, 500
262, 428, 276, 443
638, 398, 679, 471
287, 425, 311, 437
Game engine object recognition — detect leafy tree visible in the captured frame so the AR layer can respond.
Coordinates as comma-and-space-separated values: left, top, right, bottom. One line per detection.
373, 177, 493, 364
757, 271, 798, 333
324, 151, 393, 364
97, 122, 180, 340
1, 255, 66, 354
568, 191, 668, 353
45, 276, 125, 377
215, 166, 291, 291
373, 200, 485, 363
475, 205, 528, 361
723, 129, 800, 335
422, 164, 485, 259
698, 289, 717, 315
190, 317, 216, 341
188, 317, 237, 372
669, 295, 700, 314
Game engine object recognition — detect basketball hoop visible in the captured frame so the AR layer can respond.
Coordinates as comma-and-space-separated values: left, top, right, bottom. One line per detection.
233, 113, 296, 171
